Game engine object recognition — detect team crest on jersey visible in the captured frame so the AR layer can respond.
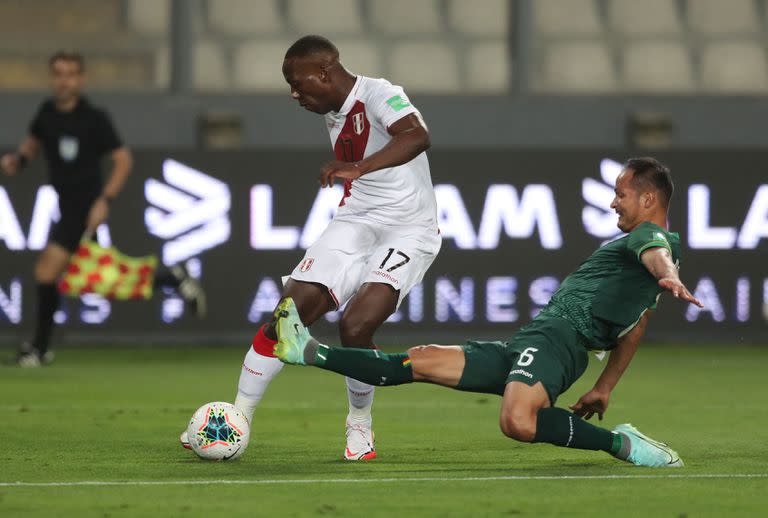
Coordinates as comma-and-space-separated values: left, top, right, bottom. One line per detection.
352, 112, 365, 135
299, 258, 314, 272
59, 136, 79, 162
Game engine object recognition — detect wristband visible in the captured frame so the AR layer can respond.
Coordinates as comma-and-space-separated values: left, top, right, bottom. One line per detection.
17, 153, 28, 170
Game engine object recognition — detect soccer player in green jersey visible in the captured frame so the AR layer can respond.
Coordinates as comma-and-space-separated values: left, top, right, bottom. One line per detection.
273, 157, 702, 467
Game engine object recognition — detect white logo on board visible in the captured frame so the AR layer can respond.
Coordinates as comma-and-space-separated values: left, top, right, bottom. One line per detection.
582, 158, 623, 243
144, 159, 231, 265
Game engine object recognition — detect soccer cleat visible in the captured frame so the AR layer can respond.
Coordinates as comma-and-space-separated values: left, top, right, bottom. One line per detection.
171, 264, 207, 319
344, 418, 377, 461
5, 343, 52, 368
273, 297, 312, 365
179, 430, 191, 449
40, 350, 55, 365
614, 423, 683, 468
13, 351, 42, 369
17, 342, 54, 364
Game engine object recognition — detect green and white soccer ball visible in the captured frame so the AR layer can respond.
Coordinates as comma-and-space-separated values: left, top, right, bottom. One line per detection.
186, 402, 250, 460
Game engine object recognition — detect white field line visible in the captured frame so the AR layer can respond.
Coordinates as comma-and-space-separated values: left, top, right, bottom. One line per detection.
1, 473, 766, 488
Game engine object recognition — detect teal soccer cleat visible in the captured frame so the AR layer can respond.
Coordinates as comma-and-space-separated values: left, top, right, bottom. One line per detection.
274, 297, 313, 365
614, 423, 684, 468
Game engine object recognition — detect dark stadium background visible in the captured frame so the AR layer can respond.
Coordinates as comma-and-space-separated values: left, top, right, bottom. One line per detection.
1, 1, 767, 347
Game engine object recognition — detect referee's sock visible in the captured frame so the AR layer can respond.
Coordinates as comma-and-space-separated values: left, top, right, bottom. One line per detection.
153, 267, 180, 289
533, 407, 625, 457
32, 283, 60, 355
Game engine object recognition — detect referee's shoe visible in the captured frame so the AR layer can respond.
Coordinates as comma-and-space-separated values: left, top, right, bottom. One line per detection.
5, 342, 54, 368
171, 264, 207, 319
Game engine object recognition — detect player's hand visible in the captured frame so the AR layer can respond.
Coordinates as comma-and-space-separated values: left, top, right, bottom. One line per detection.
319, 160, 362, 187
1, 153, 19, 175
86, 197, 110, 233
569, 389, 610, 421
658, 278, 703, 307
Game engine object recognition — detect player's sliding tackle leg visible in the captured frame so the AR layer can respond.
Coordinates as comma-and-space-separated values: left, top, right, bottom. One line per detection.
275, 297, 683, 468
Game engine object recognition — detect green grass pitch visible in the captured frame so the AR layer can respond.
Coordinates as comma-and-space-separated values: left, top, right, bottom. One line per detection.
1, 343, 767, 517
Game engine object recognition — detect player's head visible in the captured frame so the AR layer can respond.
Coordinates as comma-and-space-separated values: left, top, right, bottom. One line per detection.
49, 51, 85, 103
611, 157, 674, 232
282, 35, 351, 114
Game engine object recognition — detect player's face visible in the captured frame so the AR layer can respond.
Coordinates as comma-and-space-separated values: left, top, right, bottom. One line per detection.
50, 59, 84, 103
611, 170, 644, 232
282, 57, 334, 114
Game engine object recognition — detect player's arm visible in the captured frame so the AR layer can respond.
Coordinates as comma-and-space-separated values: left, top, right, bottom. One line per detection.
569, 311, 651, 421
85, 146, 132, 233
319, 113, 430, 187
357, 113, 430, 174
641, 246, 702, 307
0, 135, 41, 176
101, 146, 133, 201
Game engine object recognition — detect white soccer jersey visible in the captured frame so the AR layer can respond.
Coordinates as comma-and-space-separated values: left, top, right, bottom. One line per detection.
324, 76, 438, 230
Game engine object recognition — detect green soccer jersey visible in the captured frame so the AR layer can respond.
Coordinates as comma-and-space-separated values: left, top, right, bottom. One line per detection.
540, 222, 680, 350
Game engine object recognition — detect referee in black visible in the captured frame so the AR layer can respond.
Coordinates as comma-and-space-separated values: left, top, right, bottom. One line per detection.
1, 51, 204, 367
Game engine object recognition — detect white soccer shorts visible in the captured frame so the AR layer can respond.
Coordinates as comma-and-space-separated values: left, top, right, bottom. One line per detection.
288, 217, 441, 309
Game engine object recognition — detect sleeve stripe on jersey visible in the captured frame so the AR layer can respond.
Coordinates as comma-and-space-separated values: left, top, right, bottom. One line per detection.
636, 241, 672, 261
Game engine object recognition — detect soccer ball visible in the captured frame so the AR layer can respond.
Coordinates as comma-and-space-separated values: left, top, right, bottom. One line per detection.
186, 402, 250, 460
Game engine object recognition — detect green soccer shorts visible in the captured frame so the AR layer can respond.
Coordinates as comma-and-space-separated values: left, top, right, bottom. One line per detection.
456, 316, 589, 405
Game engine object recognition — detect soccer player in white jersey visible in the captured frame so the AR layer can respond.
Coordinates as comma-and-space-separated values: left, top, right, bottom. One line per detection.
181, 35, 441, 460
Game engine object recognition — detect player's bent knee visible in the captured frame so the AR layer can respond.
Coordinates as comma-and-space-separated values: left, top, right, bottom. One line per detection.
406, 345, 457, 383
35, 262, 61, 284
406, 344, 432, 357
406, 345, 431, 377
499, 412, 536, 442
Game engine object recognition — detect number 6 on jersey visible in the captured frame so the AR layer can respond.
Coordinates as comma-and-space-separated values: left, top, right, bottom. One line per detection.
517, 347, 538, 367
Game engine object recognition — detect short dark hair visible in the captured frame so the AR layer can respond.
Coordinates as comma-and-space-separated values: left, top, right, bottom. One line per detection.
285, 35, 338, 60
624, 157, 674, 207
49, 51, 85, 72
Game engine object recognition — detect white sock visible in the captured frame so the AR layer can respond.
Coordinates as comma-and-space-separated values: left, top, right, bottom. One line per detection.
234, 346, 284, 423
346, 377, 374, 424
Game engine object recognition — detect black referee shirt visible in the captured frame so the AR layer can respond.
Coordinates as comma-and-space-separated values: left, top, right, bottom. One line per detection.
29, 97, 123, 198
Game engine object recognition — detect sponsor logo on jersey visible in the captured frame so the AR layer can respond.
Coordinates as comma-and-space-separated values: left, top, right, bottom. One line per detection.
144, 159, 231, 265
510, 368, 533, 379
373, 270, 399, 284
299, 258, 314, 272
243, 364, 263, 376
352, 112, 365, 135
59, 136, 79, 162
385, 95, 410, 112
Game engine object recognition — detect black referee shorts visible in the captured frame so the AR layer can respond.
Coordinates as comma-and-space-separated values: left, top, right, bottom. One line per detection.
49, 193, 98, 253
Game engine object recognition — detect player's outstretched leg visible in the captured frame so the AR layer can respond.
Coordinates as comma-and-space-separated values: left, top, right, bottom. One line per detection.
613, 423, 683, 467
275, 297, 415, 387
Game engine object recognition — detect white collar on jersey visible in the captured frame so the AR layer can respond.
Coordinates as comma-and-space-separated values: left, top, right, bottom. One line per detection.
335, 76, 363, 116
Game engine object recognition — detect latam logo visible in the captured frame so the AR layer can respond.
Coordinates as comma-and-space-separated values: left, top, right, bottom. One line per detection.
581, 158, 768, 249
145, 159, 231, 265
582, 158, 623, 243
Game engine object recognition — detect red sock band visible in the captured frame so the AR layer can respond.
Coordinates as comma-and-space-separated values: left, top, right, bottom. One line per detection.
252, 324, 277, 357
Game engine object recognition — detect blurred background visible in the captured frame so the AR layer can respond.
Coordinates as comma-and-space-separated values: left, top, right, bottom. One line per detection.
1, 0, 766, 346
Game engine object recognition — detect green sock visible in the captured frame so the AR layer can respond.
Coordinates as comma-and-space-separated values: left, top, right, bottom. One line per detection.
533, 407, 623, 455
313, 344, 413, 387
